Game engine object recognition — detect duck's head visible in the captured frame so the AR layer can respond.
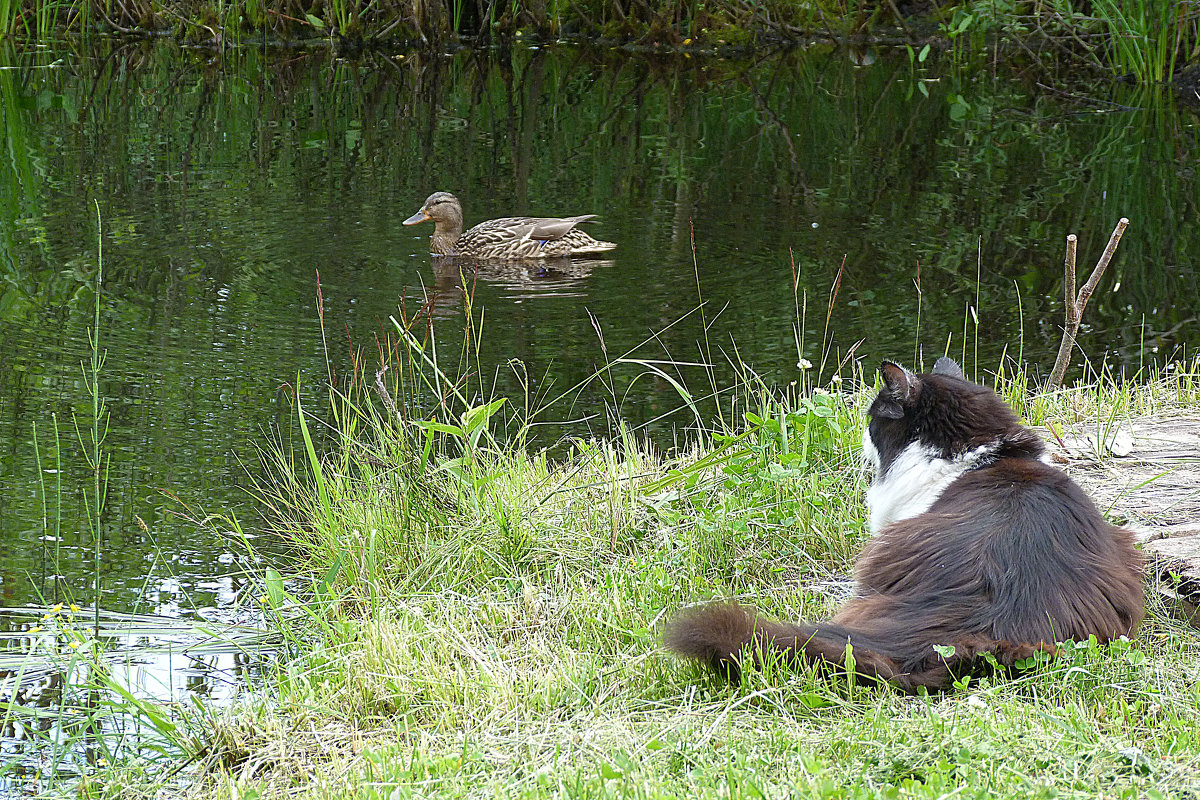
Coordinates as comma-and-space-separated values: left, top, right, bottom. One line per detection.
403, 192, 462, 227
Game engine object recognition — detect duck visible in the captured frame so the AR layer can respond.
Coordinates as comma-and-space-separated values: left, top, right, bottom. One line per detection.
403, 192, 617, 259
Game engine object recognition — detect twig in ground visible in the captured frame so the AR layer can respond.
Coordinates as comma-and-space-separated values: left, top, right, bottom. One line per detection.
375, 364, 400, 418
1047, 217, 1130, 390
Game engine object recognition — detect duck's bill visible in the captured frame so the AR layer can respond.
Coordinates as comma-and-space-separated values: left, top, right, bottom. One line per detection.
402, 210, 428, 225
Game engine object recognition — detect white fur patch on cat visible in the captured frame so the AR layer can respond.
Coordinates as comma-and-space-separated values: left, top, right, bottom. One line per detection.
861, 428, 881, 475
865, 439, 999, 534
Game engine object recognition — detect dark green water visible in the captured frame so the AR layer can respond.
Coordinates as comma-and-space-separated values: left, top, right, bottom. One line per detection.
0, 40, 1197, 625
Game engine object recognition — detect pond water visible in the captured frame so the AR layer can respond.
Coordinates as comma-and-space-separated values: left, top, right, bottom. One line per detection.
0, 39, 1197, 632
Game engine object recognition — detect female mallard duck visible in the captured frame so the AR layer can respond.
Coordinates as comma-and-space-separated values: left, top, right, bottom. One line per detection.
403, 192, 616, 259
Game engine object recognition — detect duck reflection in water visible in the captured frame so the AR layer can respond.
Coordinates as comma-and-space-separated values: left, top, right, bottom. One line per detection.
407, 255, 615, 319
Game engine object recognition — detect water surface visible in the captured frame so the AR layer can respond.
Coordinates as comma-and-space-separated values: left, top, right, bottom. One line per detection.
0, 39, 1196, 627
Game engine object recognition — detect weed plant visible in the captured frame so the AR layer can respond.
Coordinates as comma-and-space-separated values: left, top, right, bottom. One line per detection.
0, 0, 868, 43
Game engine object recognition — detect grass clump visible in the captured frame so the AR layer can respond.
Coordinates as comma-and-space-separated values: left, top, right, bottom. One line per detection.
947, 0, 1200, 83
996, 353, 1200, 426
135, 331, 1200, 799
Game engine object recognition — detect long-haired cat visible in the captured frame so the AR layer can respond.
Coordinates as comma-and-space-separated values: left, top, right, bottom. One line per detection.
664, 358, 1145, 691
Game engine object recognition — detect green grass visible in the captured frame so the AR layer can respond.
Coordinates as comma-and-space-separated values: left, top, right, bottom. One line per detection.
62, 330, 1199, 800
999, 353, 1200, 428
950, 0, 1200, 83
1090, 0, 1199, 83
0, 0, 859, 44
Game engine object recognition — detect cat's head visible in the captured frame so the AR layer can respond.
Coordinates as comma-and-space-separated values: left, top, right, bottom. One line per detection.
863, 358, 1042, 478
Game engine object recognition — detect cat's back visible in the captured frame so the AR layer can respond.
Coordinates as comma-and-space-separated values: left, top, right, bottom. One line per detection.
917, 455, 1129, 558
938, 455, 1090, 516
855, 456, 1093, 592
856, 452, 1143, 642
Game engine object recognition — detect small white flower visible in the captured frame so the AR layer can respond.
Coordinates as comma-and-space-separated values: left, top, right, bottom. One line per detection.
797, 358, 813, 370
831, 374, 843, 384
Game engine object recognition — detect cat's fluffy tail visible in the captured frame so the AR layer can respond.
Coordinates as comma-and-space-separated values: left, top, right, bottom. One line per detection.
663, 603, 1048, 692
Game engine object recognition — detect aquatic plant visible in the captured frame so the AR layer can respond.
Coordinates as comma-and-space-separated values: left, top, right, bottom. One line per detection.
1091, 0, 1199, 83
975, 0, 1200, 82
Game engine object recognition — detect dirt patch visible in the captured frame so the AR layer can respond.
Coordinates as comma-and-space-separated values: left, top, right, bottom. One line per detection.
1046, 413, 1200, 624
1047, 413, 1200, 539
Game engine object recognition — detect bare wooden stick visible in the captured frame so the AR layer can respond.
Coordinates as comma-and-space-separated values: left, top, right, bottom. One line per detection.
1047, 218, 1130, 389
1078, 218, 1129, 312
1063, 234, 1078, 329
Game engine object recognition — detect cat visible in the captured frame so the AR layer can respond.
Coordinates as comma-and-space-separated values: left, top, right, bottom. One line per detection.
664, 358, 1145, 691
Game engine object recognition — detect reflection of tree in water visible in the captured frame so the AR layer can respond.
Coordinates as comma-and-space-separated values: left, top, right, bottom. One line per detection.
12, 39, 1195, 376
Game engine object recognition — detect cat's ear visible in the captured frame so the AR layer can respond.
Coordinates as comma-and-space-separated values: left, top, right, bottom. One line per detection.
932, 357, 963, 379
877, 361, 918, 418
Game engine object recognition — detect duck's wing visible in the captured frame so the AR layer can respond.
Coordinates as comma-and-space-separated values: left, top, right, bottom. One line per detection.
458, 215, 608, 258
522, 215, 599, 241
469, 215, 598, 242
